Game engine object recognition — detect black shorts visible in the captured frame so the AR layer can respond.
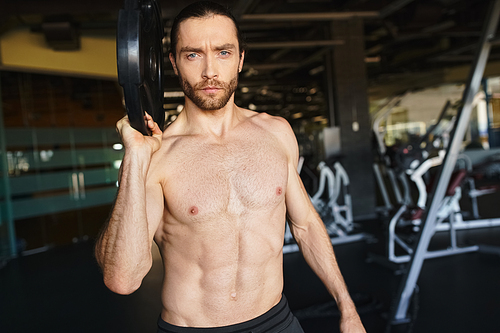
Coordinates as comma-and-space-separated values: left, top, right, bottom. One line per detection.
157, 295, 304, 333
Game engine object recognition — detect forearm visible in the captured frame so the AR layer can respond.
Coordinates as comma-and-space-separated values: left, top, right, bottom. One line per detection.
292, 216, 357, 314
95, 151, 153, 294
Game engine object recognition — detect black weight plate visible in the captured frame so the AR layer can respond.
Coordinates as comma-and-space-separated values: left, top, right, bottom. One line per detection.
117, 0, 165, 135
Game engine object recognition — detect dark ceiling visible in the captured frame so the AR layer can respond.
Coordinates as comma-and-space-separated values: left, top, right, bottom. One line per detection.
0, 0, 498, 125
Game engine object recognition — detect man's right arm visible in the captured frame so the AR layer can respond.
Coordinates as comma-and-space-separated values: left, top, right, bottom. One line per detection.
95, 114, 163, 295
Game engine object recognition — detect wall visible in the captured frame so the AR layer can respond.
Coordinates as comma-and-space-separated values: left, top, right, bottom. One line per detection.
1, 71, 126, 254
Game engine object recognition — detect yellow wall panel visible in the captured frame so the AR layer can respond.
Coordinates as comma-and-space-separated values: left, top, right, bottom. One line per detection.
0, 28, 117, 79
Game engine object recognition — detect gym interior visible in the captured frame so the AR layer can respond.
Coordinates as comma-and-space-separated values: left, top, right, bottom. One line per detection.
1, 0, 500, 332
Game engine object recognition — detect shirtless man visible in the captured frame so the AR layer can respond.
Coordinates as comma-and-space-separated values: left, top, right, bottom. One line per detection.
95, 2, 365, 332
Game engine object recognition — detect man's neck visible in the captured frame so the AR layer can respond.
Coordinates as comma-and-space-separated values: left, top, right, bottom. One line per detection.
181, 99, 242, 138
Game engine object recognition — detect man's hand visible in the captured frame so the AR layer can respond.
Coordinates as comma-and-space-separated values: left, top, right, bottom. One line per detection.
339, 312, 366, 333
116, 112, 163, 156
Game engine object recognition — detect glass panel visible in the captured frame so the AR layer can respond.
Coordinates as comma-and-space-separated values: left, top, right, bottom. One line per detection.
6, 129, 123, 231
0, 75, 16, 260
1, 72, 127, 253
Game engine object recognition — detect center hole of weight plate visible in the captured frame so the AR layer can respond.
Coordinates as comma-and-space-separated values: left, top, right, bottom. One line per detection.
149, 46, 157, 81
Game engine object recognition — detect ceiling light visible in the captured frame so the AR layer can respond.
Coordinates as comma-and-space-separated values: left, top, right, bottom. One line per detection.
113, 160, 122, 169
365, 56, 381, 63
112, 143, 123, 150
309, 66, 325, 75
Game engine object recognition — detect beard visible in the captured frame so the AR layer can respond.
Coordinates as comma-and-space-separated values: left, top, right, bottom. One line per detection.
179, 73, 238, 111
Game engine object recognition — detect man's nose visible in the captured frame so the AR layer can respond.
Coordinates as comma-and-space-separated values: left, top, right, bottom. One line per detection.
202, 56, 218, 79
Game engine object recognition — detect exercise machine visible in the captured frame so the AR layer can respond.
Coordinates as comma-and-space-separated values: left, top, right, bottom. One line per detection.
387, 0, 500, 329
372, 95, 413, 214
310, 161, 353, 236
371, 88, 500, 269
370, 151, 487, 268
284, 158, 370, 253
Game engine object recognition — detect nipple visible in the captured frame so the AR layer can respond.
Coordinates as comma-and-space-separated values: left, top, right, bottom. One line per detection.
189, 206, 199, 215
276, 187, 283, 196
231, 292, 237, 299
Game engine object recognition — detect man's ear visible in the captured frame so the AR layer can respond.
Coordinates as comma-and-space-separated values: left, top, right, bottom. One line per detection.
169, 53, 179, 76
238, 50, 245, 73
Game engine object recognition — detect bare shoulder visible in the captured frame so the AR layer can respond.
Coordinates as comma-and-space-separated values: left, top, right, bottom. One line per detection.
248, 111, 298, 159
147, 121, 183, 181
249, 112, 294, 137
157, 117, 188, 152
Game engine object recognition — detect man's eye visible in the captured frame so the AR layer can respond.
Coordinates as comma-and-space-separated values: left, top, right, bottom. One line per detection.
187, 53, 198, 59
220, 51, 230, 57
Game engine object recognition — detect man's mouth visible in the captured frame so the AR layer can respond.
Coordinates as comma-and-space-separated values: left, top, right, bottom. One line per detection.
201, 86, 221, 94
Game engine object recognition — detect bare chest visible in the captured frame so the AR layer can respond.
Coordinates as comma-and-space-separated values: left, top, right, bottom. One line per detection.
163, 136, 288, 223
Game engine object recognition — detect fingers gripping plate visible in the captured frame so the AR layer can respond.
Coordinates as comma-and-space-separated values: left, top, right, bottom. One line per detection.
117, 0, 165, 135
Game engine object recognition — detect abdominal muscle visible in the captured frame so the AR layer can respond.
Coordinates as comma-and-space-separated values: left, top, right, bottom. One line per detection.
156, 211, 286, 328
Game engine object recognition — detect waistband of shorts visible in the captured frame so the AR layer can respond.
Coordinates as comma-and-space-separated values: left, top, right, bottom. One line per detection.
157, 295, 293, 333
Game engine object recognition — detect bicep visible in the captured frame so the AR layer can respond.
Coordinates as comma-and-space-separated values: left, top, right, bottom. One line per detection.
283, 134, 317, 228
269, 115, 319, 229
276, 118, 317, 227
285, 166, 317, 229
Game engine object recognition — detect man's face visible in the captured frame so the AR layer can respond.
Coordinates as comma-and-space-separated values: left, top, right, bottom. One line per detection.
170, 15, 244, 111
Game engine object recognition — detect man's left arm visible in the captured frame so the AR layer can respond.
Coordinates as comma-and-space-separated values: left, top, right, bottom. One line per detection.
277, 118, 366, 332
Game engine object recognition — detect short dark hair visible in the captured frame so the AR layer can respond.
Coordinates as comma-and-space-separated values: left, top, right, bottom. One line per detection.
169, 1, 246, 58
